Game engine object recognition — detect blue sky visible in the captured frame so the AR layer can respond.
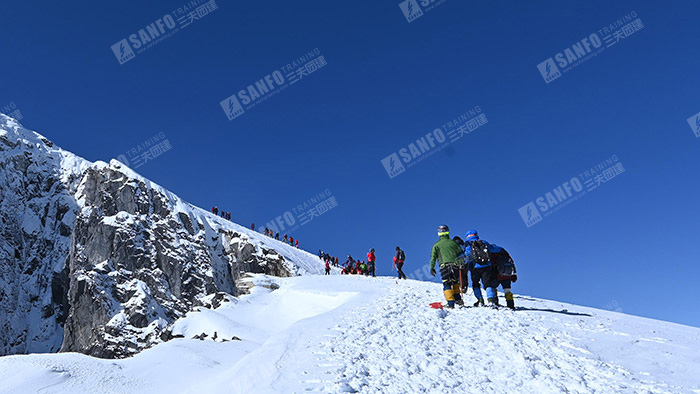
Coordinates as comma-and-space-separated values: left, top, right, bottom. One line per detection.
2, 0, 700, 327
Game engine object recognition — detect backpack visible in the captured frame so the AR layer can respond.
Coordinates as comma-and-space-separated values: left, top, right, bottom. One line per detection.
494, 249, 517, 278
398, 250, 405, 262
469, 240, 491, 267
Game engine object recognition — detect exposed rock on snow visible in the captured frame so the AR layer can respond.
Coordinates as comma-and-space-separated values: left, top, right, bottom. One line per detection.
0, 114, 328, 359
235, 273, 281, 295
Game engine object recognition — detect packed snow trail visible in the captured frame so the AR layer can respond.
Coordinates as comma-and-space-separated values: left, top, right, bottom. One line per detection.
306, 283, 689, 394
0, 276, 698, 394
204, 277, 696, 394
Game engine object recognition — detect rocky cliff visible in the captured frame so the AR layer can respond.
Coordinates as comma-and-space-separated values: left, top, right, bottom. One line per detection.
0, 114, 325, 359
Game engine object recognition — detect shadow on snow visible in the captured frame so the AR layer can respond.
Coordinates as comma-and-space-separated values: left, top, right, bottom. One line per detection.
515, 307, 592, 317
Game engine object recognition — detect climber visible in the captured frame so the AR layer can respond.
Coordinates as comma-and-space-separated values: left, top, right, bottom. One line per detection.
490, 244, 518, 310
344, 255, 355, 271
393, 247, 407, 280
464, 230, 498, 307
367, 249, 376, 277
429, 225, 465, 308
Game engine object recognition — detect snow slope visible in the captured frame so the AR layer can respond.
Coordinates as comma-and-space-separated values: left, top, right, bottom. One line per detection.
1, 276, 698, 394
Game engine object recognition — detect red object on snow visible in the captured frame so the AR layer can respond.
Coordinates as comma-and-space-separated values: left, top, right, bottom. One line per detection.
429, 302, 444, 310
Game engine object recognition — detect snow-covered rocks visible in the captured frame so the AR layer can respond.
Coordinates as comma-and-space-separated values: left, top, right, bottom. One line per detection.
0, 114, 328, 359
0, 114, 86, 356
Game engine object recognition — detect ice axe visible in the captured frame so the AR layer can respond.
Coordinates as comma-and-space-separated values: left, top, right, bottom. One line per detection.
459, 268, 463, 295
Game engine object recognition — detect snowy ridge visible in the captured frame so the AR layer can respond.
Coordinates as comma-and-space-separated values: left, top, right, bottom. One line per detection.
184, 202, 331, 277
0, 114, 93, 184
0, 276, 698, 394
102, 158, 329, 277
0, 112, 327, 276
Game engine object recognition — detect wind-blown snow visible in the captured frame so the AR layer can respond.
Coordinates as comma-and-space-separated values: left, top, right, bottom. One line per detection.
1, 276, 698, 394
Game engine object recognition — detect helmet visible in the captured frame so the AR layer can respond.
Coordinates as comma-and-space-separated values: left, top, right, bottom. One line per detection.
370, 248, 375, 253
438, 224, 450, 236
465, 230, 479, 241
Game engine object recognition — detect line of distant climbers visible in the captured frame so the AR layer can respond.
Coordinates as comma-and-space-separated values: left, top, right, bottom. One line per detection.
214, 209, 405, 278
209, 209, 407, 280
319, 251, 341, 274
252, 222, 299, 248
321, 247, 407, 280
211, 206, 231, 220
210, 210, 301, 249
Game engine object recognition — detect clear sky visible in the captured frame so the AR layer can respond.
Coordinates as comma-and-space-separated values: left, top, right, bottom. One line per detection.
2, 0, 699, 327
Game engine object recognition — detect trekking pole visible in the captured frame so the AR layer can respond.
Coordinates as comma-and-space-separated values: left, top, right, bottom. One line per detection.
459, 267, 463, 295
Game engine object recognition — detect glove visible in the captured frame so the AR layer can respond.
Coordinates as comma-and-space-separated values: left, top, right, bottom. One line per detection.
430, 267, 436, 276
512, 275, 518, 283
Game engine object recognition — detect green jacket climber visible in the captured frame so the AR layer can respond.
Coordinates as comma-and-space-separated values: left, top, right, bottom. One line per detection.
430, 234, 465, 271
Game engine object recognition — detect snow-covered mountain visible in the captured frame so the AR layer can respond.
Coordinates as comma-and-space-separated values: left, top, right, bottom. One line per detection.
0, 114, 328, 359
1, 275, 699, 394
2, 114, 699, 394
